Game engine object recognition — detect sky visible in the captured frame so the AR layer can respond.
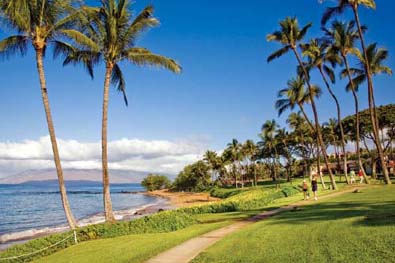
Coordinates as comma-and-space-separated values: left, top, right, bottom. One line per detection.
0, 0, 394, 178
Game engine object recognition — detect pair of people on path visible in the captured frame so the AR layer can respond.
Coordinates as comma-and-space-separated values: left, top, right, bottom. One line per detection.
302, 176, 318, 201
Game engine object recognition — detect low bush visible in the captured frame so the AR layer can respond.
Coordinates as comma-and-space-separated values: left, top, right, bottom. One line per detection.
0, 211, 196, 263
209, 187, 243, 199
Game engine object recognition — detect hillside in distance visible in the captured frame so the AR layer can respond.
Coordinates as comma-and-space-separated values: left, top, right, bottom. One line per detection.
0, 169, 172, 184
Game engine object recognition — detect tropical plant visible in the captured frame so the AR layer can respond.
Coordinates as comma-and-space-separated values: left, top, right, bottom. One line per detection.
60, 1, 182, 221
343, 43, 392, 182
267, 17, 337, 189
301, 38, 349, 183
324, 20, 369, 183
241, 140, 258, 186
224, 139, 243, 188
0, 0, 81, 229
260, 119, 280, 186
321, 0, 391, 184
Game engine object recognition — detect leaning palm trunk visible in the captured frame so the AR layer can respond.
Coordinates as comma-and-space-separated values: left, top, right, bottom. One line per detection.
343, 56, 369, 184
353, 8, 390, 184
318, 66, 349, 184
102, 63, 116, 222
292, 48, 337, 189
35, 48, 77, 229
298, 104, 326, 188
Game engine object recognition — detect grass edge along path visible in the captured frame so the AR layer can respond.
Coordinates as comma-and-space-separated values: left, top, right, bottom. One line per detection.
145, 186, 364, 263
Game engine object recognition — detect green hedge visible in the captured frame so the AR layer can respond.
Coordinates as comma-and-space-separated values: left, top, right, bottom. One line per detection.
0, 210, 196, 263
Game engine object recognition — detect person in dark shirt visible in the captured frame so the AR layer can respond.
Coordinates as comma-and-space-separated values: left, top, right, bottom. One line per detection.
311, 175, 318, 200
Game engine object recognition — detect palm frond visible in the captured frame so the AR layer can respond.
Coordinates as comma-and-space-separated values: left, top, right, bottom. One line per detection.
0, 35, 28, 60
323, 64, 335, 83
111, 63, 128, 106
267, 46, 290, 62
60, 29, 99, 51
298, 22, 312, 40
123, 47, 181, 73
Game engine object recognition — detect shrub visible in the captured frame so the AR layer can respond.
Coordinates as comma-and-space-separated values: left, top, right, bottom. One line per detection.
0, 211, 196, 263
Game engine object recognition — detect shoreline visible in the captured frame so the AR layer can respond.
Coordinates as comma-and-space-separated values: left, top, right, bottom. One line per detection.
0, 189, 219, 251
0, 197, 173, 251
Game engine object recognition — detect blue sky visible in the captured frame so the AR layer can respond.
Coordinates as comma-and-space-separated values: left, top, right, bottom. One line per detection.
0, 0, 394, 176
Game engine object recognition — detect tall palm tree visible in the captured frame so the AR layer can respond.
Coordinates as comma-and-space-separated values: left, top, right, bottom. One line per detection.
242, 140, 257, 186
226, 139, 243, 188
203, 150, 219, 185
261, 120, 280, 187
275, 77, 325, 186
321, 0, 391, 184
301, 39, 349, 184
287, 112, 309, 178
61, 1, 181, 221
0, 0, 79, 229
324, 20, 369, 183
267, 17, 337, 189
343, 43, 392, 183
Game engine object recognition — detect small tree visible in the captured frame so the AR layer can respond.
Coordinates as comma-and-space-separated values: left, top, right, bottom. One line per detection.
141, 174, 171, 191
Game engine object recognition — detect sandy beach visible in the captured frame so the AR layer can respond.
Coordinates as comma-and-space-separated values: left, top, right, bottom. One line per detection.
145, 189, 220, 207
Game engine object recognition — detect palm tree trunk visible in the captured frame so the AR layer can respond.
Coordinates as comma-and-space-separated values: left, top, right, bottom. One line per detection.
298, 104, 325, 188
102, 63, 115, 222
353, 8, 390, 184
343, 55, 369, 184
318, 66, 349, 184
35, 48, 77, 229
292, 48, 337, 189
253, 163, 257, 187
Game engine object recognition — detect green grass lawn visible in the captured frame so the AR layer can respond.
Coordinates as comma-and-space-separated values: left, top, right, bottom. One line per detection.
192, 185, 395, 263
33, 220, 233, 263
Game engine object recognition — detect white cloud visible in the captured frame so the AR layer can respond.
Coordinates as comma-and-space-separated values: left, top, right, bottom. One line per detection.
0, 136, 206, 178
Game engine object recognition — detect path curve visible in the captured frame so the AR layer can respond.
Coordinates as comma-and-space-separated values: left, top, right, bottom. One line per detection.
146, 186, 364, 263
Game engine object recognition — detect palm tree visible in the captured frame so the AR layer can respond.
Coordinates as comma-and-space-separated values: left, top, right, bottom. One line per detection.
276, 128, 293, 182
261, 120, 280, 187
324, 20, 369, 183
301, 39, 349, 184
242, 140, 257, 186
225, 139, 243, 188
203, 150, 219, 185
344, 43, 392, 183
287, 112, 310, 178
275, 77, 325, 187
321, 0, 391, 184
267, 17, 337, 189
0, 0, 79, 229
61, 1, 181, 221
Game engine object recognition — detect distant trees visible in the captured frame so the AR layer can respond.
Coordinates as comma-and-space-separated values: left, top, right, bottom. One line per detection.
141, 174, 171, 191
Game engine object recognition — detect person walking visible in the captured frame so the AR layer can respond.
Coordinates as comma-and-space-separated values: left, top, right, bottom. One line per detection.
302, 180, 309, 200
358, 169, 364, 184
311, 176, 318, 200
350, 170, 356, 184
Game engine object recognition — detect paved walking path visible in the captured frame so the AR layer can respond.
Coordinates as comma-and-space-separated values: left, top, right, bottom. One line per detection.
145, 187, 364, 263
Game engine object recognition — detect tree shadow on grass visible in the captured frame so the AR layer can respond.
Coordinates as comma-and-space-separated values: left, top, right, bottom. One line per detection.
264, 199, 395, 227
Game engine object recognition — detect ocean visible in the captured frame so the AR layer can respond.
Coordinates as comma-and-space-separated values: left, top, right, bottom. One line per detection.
0, 182, 163, 248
